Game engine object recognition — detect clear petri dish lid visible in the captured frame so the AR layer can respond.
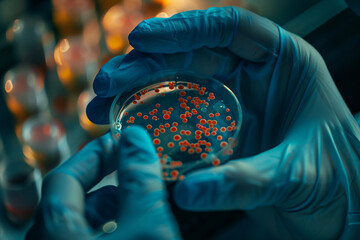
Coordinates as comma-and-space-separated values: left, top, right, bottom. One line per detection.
110, 70, 242, 181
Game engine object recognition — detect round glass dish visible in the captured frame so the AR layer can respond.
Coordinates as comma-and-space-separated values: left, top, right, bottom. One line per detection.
110, 70, 242, 181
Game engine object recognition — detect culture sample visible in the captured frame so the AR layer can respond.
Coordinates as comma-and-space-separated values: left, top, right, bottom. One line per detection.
111, 71, 242, 181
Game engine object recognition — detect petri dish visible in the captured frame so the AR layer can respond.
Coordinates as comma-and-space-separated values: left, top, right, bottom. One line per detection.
110, 70, 242, 181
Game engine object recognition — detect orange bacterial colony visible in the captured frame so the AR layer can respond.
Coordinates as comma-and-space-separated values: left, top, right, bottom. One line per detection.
112, 77, 240, 181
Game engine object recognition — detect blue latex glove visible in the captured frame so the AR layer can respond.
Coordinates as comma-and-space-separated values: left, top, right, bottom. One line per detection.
355, 112, 360, 126
26, 127, 181, 240
87, 7, 360, 239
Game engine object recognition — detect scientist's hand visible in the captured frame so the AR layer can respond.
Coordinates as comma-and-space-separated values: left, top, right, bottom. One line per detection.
26, 126, 181, 240
87, 7, 360, 239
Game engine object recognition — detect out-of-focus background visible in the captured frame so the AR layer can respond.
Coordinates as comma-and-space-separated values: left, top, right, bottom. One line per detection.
0, 0, 359, 239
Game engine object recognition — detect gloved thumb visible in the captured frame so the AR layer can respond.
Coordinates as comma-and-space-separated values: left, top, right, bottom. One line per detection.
116, 125, 169, 216
103, 126, 181, 240
85, 186, 118, 229
173, 145, 283, 211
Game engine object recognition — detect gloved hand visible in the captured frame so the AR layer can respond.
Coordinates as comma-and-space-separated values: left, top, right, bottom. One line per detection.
86, 7, 360, 239
355, 112, 360, 126
26, 126, 181, 240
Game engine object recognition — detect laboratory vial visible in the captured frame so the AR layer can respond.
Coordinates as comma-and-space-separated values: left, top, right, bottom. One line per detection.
6, 16, 56, 68
0, 159, 39, 224
52, 0, 97, 37
21, 115, 70, 175
111, 71, 242, 181
102, 4, 144, 54
54, 36, 99, 93
3, 64, 48, 122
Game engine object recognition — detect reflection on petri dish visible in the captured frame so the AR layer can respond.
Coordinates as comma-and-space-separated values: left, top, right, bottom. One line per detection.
111, 71, 242, 181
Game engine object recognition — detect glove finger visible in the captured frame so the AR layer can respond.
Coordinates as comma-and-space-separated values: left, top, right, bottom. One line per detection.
117, 125, 168, 214
86, 96, 114, 125
27, 133, 118, 238
85, 186, 118, 229
92, 55, 126, 96
27, 173, 92, 239
173, 145, 283, 211
354, 112, 360, 126
129, 7, 279, 62
51, 132, 116, 191
91, 48, 241, 101
93, 50, 166, 98
28, 134, 116, 239
99, 55, 125, 73
89, 49, 240, 125
111, 125, 180, 240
